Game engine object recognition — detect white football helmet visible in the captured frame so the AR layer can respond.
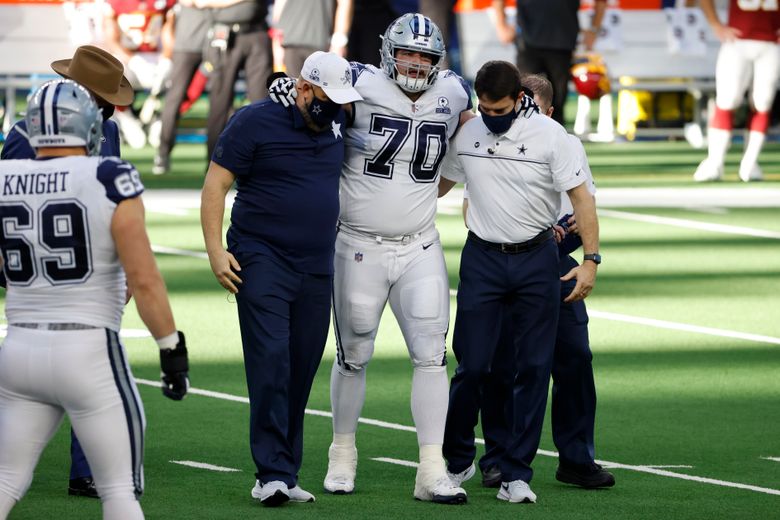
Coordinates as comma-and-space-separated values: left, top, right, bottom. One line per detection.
380, 13, 446, 93
26, 79, 103, 156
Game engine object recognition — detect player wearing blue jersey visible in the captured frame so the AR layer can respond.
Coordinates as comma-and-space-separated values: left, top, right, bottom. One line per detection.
0, 80, 188, 520
202, 52, 362, 507
0, 45, 134, 500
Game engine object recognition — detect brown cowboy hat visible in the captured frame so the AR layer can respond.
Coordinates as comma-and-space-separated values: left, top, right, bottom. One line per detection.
51, 45, 134, 106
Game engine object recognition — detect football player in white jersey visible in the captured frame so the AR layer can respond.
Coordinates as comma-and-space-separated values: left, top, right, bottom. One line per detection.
268, 14, 474, 503
0, 80, 188, 520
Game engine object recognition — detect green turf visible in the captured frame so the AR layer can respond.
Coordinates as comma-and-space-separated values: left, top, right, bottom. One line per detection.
2, 140, 780, 518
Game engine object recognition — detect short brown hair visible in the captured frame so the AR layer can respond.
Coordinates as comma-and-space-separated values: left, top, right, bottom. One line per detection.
474, 61, 522, 101
520, 74, 554, 113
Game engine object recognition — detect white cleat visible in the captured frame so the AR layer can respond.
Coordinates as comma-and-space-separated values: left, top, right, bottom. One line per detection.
323, 443, 357, 494
288, 485, 316, 503
414, 461, 467, 504
446, 463, 476, 487
497, 479, 537, 504
693, 159, 724, 182
739, 163, 763, 182
251, 480, 289, 507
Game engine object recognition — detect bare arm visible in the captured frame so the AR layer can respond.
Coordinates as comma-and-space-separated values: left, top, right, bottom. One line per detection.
161, 9, 176, 59
438, 177, 457, 198
103, 10, 134, 63
491, 0, 516, 44
112, 196, 176, 338
699, 0, 740, 41
583, 0, 607, 50
330, 0, 354, 56
201, 161, 243, 293
561, 182, 599, 303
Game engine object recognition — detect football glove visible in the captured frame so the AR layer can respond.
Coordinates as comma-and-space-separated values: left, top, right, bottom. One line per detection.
518, 94, 540, 118
268, 75, 298, 108
160, 331, 189, 400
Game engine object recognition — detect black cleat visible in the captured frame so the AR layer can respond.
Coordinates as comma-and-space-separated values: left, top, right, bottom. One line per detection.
68, 477, 99, 498
556, 462, 616, 489
481, 466, 502, 488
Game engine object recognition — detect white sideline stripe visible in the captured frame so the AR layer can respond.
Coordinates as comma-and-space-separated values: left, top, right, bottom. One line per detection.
761, 457, 780, 463
447, 292, 780, 346
588, 310, 780, 346
372, 457, 419, 468
171, 460, 241, 472
599, 209, 780, 239
133, 379, 780, 497
151, 245, 209, 259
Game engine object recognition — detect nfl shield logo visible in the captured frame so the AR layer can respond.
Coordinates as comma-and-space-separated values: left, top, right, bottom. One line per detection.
354, 252, 363, 263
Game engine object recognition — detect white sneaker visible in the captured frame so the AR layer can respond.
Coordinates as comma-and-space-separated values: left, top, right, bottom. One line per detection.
323, 443, 357, 494
739, 162, 763, 182
693, 159, 724, 182
251, 480, 289, 507
497, 479, 537, 503
414, 460, 467, 504
446, 463, 476, 487
288, 485, 315, 503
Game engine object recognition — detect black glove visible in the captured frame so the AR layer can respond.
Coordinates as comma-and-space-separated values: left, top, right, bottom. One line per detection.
160, 331, 189, 400
517, 94, 541, 118
268, 74, 298, 108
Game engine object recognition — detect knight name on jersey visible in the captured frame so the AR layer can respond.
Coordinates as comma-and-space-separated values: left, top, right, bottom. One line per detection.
3, 171, 69, 196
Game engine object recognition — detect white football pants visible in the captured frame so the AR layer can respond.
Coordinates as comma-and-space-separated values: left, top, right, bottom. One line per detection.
716, 39, 780, 112
0, 327, 145, 520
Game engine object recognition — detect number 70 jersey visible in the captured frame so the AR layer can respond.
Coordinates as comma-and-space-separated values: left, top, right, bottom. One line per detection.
339, 64, 472, 237
0, 156, 144, 331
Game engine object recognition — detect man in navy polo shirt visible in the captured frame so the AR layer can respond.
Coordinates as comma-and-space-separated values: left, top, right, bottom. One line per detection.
201, 51, 362, 507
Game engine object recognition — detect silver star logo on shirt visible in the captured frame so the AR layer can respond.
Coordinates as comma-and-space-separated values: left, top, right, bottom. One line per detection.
331, 120, 342, 139
311, 105, 322, 115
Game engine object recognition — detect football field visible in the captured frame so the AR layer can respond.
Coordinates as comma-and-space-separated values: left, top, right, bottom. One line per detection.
2, 140, 780, 519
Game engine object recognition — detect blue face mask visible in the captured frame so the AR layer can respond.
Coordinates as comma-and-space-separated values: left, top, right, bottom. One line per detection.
307, 96, 342, 127
479, 102, 519, 135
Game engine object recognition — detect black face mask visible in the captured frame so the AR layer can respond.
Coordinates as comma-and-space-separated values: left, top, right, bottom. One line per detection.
98, 103, 115, 121
307, 96, 341, 127
480, 103, 518, 135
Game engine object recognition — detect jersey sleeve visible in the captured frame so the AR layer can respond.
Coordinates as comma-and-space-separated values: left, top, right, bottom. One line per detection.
211, 104, 259, 177
97, 157, 145, 204
1, 121, 35, 160
444, 70, 474, 112
440, 136, 466, 183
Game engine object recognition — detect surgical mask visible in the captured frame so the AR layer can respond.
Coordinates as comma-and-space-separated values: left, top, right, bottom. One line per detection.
307, 96, 341, 127
480, 102, 519, 135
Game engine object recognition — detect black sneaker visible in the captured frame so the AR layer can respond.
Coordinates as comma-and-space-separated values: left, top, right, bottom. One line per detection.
68, 477, 99, 498
556, 462, 615, 489
481, 466, 502, 488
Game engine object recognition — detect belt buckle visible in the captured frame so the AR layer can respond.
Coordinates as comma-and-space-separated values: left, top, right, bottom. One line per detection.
501, 243, 510, 253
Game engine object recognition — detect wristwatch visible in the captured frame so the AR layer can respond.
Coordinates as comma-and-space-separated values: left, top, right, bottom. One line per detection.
583, 253, 602, 265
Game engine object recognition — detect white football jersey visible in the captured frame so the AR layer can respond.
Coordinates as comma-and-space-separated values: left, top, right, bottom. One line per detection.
0, 156, 144, 330
339, 64, 472, 236
559, 134, 596, 218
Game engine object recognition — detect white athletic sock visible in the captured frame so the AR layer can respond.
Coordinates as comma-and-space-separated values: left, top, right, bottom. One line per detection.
741, 130, 766, 172
411, 366, 449, 446
597, 94, 614, 136
573, 95, 591, 136
330, 361, 366, 435
101, 497, 144, 520
706, 127, 731, 167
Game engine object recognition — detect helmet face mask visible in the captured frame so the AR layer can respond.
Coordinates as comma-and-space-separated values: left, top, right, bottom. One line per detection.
26, 79, 103, 156
380, 13, 446, 93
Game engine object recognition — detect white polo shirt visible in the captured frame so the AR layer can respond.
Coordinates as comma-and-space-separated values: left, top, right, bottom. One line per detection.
559, 134, 596, 217
442, 111, 584, 243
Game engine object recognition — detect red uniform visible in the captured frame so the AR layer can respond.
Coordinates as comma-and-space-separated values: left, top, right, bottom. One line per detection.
107, 0, 175, 52
728, 0, 780, 42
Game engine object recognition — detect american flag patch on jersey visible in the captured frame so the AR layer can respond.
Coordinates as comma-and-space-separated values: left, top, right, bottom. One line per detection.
354, 252, 363, 263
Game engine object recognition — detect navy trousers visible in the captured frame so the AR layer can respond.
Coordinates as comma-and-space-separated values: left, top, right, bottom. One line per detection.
443, 236, 559, 483
234, 251, 331, 487
69, 430, 91, 479
480, 254, 597, 472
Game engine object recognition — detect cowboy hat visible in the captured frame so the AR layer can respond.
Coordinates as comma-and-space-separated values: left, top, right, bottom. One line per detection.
51, 45, 134, 106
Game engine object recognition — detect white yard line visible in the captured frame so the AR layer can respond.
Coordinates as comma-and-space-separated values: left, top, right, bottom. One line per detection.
371, 457, 420, 468
598, 208, 780, 239
170, 460, 241, 472
134, 378, 780, 497
761, 457, 780, 463
151, 245, 209, 259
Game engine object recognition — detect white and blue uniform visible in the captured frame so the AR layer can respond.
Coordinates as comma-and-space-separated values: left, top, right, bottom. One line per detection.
334, 63, 471, 372
0, 156, 146, 514
441, 111, 584, 484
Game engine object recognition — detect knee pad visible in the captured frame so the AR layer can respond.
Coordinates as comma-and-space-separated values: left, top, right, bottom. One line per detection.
399, 276, 447, 322
337, 339, 374, 372
409, 333, 447, 369
346, 294, 383, 336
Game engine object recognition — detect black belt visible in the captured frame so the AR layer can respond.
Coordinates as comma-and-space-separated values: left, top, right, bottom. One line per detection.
468, 229, 553, 254
232, 22, 265, 34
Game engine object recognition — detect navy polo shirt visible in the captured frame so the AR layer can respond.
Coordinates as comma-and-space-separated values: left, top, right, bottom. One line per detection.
1, 119, 121, 160
214, 99, 345, 275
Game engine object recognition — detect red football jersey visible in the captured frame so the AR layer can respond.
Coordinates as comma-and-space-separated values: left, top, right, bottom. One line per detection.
107, 0, 175, 52
728, 0, 780, 42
